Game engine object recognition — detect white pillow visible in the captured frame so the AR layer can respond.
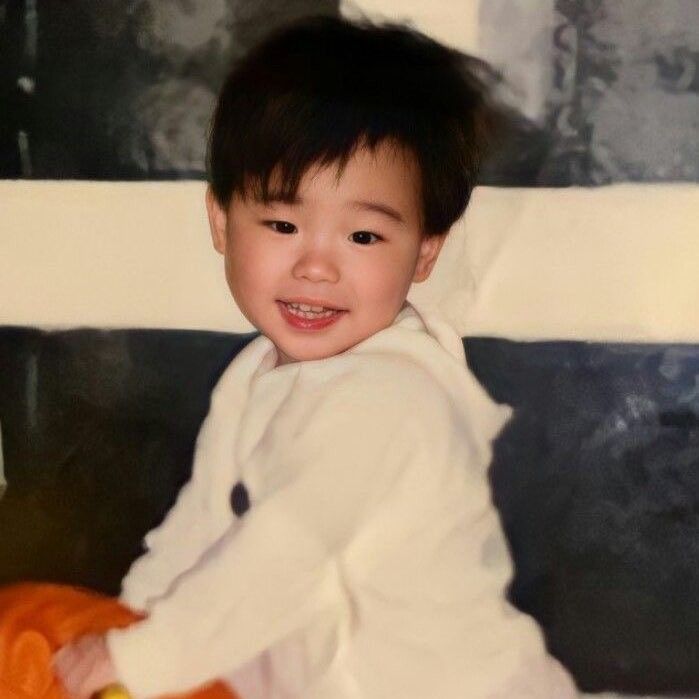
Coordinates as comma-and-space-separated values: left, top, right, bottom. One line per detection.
412, 184, 699, 341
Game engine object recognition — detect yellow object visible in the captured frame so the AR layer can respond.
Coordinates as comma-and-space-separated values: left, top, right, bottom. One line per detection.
97, 684, 132, 699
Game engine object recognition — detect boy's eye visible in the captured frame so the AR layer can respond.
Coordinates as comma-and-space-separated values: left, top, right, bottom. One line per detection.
264, 222, 381, 245
265, 220, 296, 234
350, 231, 382, 245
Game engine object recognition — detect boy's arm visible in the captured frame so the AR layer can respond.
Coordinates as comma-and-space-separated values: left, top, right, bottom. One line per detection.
118, 473, 211, 612
119, 404, 235, 612
106, 372, 417, 699
108, 493, 343, 698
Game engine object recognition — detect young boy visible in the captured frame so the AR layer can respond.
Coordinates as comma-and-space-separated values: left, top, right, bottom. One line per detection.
54, 15, 578, 699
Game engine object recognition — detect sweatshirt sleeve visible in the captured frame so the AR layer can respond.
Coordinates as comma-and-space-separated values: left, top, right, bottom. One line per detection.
118, 466, 213, 612
117, 390, 238, 613
106, 366, 421, 699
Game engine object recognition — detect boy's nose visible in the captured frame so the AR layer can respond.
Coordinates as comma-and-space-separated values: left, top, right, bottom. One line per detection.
291, 247, 340, 283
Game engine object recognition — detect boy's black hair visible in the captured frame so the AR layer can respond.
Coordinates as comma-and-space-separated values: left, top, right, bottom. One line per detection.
207, 14, 502, 237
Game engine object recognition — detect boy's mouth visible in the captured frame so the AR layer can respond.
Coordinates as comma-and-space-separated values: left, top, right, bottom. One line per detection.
277, 301, 347, 329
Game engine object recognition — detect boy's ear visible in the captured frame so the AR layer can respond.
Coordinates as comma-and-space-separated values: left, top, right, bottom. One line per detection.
205, 186, 228, 255
412, 233, 447, 283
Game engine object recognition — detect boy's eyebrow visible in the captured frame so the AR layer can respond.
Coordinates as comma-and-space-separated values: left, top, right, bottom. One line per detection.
264, 193, 406, 224
349, 199, 406, 224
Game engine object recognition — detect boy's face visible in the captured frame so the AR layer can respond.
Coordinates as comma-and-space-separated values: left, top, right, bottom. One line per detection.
206, 141, 446, 367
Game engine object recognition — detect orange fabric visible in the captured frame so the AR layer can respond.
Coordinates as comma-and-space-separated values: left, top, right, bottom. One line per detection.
0, 583, 239, 699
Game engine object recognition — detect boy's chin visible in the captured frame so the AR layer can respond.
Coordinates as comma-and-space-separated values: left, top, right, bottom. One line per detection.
273, 336, 355, 366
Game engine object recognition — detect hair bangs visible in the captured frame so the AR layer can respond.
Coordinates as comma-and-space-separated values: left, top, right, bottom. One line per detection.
207, 15, 504, 237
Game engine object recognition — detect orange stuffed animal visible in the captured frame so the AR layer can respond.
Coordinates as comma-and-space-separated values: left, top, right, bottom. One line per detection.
0, 583, 239, 699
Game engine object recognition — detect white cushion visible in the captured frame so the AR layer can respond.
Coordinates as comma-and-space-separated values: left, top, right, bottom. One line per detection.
412, 184, 699, 341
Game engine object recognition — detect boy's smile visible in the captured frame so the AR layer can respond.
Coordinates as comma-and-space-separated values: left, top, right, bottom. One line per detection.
276, 299, 348, 331
206, 140, 446, 368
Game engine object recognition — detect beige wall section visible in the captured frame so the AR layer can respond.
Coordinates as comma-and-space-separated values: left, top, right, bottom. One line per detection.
1, 180, 698, 341
0, 181, 248, 332
341, 0, 479, 52
420, 184, 699, 343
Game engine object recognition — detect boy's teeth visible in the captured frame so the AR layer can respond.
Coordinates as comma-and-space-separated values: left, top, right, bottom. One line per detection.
290, 303, 327, 312
284, 302, 338, 318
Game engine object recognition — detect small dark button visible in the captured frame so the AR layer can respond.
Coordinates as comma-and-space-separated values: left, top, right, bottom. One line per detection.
230, 481, 250, 517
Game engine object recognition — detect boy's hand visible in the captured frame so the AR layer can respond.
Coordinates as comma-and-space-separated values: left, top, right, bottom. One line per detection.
53, 633, 119, 698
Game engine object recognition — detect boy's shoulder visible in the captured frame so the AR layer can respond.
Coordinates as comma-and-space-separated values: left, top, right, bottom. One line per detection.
296, 349, 456, 423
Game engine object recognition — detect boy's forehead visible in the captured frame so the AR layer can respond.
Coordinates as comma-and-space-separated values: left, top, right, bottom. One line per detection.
251, 140, 421, 200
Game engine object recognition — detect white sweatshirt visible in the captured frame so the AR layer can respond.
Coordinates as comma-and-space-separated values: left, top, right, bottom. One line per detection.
106, 300, 578, 699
